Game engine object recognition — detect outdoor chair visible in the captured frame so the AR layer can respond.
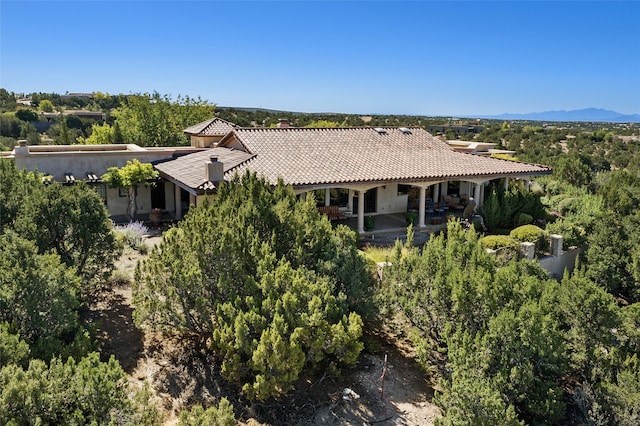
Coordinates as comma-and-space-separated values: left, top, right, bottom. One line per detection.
436, 200, 448, 216
461, 198, 487, 230
426, 198, 435, 217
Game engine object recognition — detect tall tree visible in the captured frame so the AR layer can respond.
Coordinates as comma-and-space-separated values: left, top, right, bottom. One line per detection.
0, 232, 89, 361
111, 92, 215, 146
133, 172, 368, 399
0, 160, 41, 233
13, 182, 121, 295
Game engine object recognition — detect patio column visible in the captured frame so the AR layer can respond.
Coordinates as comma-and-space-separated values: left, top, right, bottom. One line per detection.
504, 177, 509, 190
357, 190, 365, 234
174, 183, 182, 220
324, 188, 331, 206
524, 179, 531, 191
433, 184, 440, 204
418, 187, 426, 227
480, 183, 485, 207
441, 181, 448, 198
189, 193, 196, 207
474, 183, 481, 204
347, 190, 353, 212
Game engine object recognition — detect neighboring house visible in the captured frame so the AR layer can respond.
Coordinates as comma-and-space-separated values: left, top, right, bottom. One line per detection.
7, 117, 552, 232
446, 140, 516, 156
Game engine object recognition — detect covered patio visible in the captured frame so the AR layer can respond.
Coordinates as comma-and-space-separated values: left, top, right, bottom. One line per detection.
336, 212, 452, 247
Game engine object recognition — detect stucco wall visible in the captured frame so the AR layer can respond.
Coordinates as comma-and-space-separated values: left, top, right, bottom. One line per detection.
105, 186, 154, 217
191, 135, 223, 148
376, 184, 409, 214
14, 147, 180, 182
538, 247, 583, 279
163, 181, 176, 212
14, 145, 198, 218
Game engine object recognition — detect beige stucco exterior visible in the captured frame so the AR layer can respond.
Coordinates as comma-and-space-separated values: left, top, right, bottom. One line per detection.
12, 143, 201, 220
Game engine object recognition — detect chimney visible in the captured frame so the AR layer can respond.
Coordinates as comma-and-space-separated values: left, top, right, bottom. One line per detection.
206, 155, 224, 182
14, 140, 29, 155
277, 119, 289, 128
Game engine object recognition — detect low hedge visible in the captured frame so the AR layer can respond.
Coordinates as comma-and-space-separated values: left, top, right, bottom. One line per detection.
479, 235, 519, 250
510, 224, 548, 253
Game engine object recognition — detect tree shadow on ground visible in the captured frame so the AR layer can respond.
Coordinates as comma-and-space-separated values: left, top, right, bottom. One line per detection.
147, 332, 439, 425
81, 288, 144, 373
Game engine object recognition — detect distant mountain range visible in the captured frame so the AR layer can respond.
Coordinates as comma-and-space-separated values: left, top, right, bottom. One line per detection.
475, 108, 640, 123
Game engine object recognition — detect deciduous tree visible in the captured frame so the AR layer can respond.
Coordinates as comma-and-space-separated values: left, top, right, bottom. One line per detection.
102, 159, 158, 221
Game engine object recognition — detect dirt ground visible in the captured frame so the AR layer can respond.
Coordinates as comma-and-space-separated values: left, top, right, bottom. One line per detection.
87, 231, 441, 425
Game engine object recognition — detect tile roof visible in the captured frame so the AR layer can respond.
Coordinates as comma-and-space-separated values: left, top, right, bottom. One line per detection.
212, 127, 551, 187
154, 147, 254, 191
183, 118, 236, 136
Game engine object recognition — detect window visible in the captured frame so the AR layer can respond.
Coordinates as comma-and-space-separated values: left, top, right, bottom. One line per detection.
89, 183, 107, 204
397, 184, 412, 195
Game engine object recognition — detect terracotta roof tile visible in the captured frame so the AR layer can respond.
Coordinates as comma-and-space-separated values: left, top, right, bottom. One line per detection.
216, 127, 551, 186
154, 147, 254, 190
183, 118, 236, 136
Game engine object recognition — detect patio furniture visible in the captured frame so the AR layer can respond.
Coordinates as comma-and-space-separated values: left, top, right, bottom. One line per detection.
318, 205, 347, 221
436, 200, 448, 216
443, 195, 465, 211
461, 198, 487, 230
426, 198, 435, 217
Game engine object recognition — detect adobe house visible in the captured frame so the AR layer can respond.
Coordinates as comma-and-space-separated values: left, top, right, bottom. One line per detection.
7, 117, 552, 232
8, 141, 204, 222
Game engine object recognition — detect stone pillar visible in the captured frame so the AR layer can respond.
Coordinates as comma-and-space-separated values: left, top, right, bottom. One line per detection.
324, 188, 331, 206
418, 187, 426, 227
550, 234, 563, 257
175, 184, 182, 220
524, 179, 531, 191
189, 193, 196, 207
347, 190, 353, 212
479, 183, 485, 207
441, 181, 448, 198
520, 242, 535, 260
357, 190, 365, 234
504, 177, 509, 190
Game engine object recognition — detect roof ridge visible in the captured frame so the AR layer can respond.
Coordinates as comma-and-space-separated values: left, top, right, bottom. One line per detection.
235, 125, 426, 131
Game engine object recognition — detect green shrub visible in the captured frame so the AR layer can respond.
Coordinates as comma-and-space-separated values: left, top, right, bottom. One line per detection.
365, 215, 375, 231
557, 197, 579, 215
510, 224, 548, 253
479, 235, 519, 250
404, 211, 418, 225
546, 219, 587, 249
137, 242, 149, 255
114, 221, 148, 250
515, 212, 533, 227
178, 398, 236, 426
108, 269, 131, 288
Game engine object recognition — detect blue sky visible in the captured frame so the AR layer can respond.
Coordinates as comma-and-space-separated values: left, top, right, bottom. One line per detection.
1, 1, 639, 116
